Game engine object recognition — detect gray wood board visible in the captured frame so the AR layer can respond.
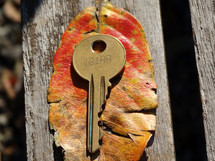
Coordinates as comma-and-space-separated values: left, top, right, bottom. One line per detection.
189, 0, 215, 160
111, 1, 175, 161
22, 0, 175, 160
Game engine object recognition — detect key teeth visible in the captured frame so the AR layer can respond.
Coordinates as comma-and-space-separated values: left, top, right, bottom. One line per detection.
99, 128, 103, 140
104, 80, 111, 100
107, 81, 111, 87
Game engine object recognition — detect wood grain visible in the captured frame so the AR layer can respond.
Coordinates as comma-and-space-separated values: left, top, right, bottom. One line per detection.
189, 0, 215, 160
22, 0, 175, 160
22, 1, 95, 160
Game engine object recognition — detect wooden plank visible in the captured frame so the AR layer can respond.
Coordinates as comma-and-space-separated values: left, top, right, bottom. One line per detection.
111, 1, 175, 161
22, 0, 175, 160
22, 1, 95, 160
189, 0, 215, 160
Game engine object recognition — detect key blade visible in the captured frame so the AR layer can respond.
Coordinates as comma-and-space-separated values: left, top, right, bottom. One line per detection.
88, 75, 102, 154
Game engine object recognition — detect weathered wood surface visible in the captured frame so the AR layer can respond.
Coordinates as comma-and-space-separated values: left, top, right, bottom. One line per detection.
189, 0, 215, 160
22, 0, 175, 160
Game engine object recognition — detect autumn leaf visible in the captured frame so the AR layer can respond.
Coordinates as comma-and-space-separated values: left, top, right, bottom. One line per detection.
48, 1, 158, 161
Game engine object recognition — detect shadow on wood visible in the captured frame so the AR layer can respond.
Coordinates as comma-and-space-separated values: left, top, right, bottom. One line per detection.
21, 0, 44, 26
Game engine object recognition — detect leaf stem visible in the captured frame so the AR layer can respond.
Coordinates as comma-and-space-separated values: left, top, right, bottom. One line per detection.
95, 0, 102, 33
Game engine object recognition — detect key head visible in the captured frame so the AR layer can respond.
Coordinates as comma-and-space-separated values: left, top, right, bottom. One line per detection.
73, 34, 126, 80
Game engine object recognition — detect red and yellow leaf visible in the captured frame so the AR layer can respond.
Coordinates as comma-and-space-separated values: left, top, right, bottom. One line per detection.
48, 1, 158, 161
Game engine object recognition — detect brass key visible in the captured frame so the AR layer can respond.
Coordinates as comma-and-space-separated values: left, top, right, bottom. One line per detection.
73, 34, 126, 153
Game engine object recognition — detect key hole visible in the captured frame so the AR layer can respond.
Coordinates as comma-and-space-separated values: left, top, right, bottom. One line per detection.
92, 40, 107, 53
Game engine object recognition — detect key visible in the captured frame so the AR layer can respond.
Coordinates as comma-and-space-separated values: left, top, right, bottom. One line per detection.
73, 34, 126, 153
